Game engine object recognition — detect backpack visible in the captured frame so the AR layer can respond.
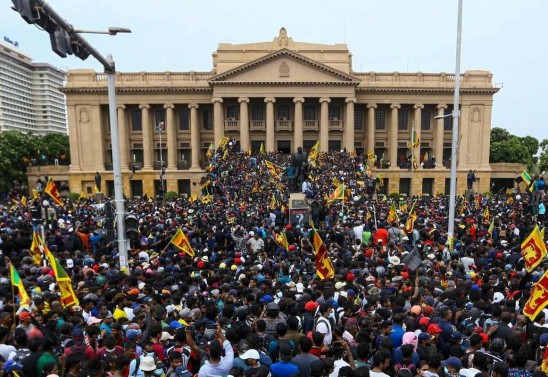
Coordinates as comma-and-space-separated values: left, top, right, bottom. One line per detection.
257, 333, 275, 355
167, 345, 192, 368
11, 349, 31, 363
395, 362, 415, 375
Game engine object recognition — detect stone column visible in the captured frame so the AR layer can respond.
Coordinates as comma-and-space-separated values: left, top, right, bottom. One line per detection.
164, 104, 176, 170
413, 104, 424, 160
344, 98, 356, 152
293, 97, 305, 151
189, 104, 201, 169
481, 104, 493, 170
265, 97, 276, 152
389, 104, 400, 169
238, 97, 250, 152
319, 97, 331, 152
458, 104, 470, 169
366, 104, 376, 154
139, 104, 153, 170
117, 105, 128, 171
436, 104, 447, 169
212, 98, 224, 147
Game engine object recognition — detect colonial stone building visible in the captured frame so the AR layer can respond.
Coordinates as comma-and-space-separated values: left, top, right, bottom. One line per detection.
62, 28, 503, 198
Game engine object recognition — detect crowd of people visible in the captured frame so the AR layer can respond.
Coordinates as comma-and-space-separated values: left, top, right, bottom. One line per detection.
0, 145, 547, 377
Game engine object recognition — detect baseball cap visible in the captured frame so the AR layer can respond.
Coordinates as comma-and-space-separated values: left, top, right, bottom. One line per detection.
260, 295, 273, 303
427, 323, 442, 334
126, 329, 142, 340
418, 333, 432, 342
419, 317, 430, 327
240, 349, 260, 360
442, 357, 462, 369
305, 301, 319, 312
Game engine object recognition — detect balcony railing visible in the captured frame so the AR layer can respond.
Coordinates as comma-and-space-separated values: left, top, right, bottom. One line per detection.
276, 119, 293, 131
105, 162, 113, 171
177, 161, 190, 170
250, 120, 266, 131
153, 161, 166, 170
224, 119, 238, 130
329, 119, 344, 130
304, 120, 319, 131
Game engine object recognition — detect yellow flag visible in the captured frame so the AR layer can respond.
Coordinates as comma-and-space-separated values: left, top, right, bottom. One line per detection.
188, 193, 197, 203
170, 229, 195, 257
20, 196, 27, 207
219, 136, 229, 148
201, 194, 212, 204
248, 147, 252, 156
32, 189, 39, 199
387, 201, 399, 224
332, 177, 341, 187
223, 148, 229, 160
260, 143, 265, 154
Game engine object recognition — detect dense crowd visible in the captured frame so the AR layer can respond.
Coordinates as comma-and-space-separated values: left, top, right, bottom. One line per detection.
0, 145, 547, 377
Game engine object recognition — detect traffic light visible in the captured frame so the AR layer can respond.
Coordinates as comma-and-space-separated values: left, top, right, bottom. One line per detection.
124, 214, 139, 240
11, 0, 40, 23
49, 28, 71, 58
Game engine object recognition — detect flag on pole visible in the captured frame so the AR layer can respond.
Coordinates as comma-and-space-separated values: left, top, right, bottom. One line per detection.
32, 189, 39, 200
206, 143, 215, 159
387, 201, 399, 224
411, 130, 420, 148
20, 196, 27, 207
188, 193, 197, 203
488, 220, 495, 235
10, 263, 31, 307
247, 147, 252, 156
308, 141, 320, 164
405, 201, 417, 233
483, 207, 490, 223
222, 148, 229, 160
260, 143, 265, 154
270, 194, 278, 210
520, 171, 532, 186
367, 150, 375, 161
327, 184, 345, 204
44, 247, 79, 308
332, 177, 341, 187
201, 194, 212, 204
44, 178, 63, 206
170, 229, 195, 257
310, 227, 334, 280
218, 136, 229, 148
521, 225, 547, 272
523, 269, 548, 321
274, 232, 289, 251
423, 152, 429, 161
30, 229, 43, 266
264, 160, 280, 177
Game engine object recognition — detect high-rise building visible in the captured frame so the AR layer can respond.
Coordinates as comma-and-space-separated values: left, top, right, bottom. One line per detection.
63, 28, 515, 197
0, 39, 67, 134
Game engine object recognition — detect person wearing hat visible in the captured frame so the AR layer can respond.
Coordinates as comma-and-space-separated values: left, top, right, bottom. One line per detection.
137, 356, 158, 376
16, 311, 35, 336
240, 348, 269, 377
198, 324, 234, 377
441, 356, 462, 377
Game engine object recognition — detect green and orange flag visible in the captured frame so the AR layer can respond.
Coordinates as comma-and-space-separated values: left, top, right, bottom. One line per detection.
10, 263, 31, 307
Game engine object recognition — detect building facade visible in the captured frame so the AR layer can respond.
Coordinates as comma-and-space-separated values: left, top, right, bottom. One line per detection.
63, 28, 500, 197
0, 40, 67, 134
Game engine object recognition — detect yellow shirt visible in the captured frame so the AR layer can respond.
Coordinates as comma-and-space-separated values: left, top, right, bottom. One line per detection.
113, 307, 127, 320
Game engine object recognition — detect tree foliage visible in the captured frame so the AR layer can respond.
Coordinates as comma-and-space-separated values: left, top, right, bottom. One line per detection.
489, 127, 538, 169
0, 131, 70, 194
539, 140, 548, 174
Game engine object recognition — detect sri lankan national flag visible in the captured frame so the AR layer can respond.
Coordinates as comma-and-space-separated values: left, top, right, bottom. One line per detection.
274, 232, 289, 252
521, 225, 547, 272
310, 227, 334, 280
20, 196, 27, 207
483, 207, 490, 223
308, 141, 319, 166
405, 201, 417, 233
523, 269, 548, 321
44, 246, 79, 308
332, 177, 341, 187
10, 263, 30, 307
218, 136, 229, 148
201, 194, 212, 204
411, 130, 420, 148
170, 228, 195, 257
264, 160, 280, 177
327, 184, 345, 204
206, 143, 215, 159
30, 229, 43, 265
367, 150, 374, 161
387, 201, 399, 224
251, 182, 261, 193
44, 178, 63, 206
270, 194, 278, 210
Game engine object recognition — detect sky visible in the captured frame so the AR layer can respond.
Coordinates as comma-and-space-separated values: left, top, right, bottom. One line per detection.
2, 0, 547, 140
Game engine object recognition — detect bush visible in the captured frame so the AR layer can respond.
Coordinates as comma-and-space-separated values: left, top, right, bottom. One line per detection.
68, 192, 81, 201
164, 191, 178, 200
483, 191, 493, 197
389, 192, 400, 198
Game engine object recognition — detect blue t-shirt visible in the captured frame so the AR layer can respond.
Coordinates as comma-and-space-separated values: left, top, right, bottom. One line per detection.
270, 361, 300, 377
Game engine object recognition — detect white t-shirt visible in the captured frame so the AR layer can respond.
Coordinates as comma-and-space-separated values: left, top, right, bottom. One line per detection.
315, 317, 333, 345
329, 359, 350, 377
370, 371, 390, 377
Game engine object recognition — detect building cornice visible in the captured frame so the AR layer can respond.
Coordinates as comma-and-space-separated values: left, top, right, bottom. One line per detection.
355, 87, 501, 94
60, 87, 213, 94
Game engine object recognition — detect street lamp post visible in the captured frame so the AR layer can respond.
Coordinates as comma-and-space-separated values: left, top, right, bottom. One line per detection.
435, 0, 463, 247
12, 0, 131, 273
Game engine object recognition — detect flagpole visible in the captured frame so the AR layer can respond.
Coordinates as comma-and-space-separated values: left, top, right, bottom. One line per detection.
411, 121, 415, 197
39, 224, 46, 267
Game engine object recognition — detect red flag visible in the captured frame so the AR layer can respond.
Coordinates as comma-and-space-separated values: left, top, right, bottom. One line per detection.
521, 225, 547, 272
44, 178, 63, 206
523, 270, 548, 321
311, 228, 334, 280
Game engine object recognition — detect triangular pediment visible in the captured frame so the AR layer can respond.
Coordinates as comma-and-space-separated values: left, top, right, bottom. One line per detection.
208, 49, 359, 85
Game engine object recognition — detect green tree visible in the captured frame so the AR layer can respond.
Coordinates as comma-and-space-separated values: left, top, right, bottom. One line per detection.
538, 139, 548, 174
0, 131, 70, 194
490, 127, 538, 169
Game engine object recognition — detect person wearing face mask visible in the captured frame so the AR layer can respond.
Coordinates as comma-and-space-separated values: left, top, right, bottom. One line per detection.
440, 357, 462, 377
415, 361, 431, 377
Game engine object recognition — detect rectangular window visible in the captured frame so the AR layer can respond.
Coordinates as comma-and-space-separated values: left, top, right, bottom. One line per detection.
131, 110, 142, 131
444, 113, 453, 130
304, 106, 316, 121
154, 109, 165, 129
328, 140, 341, 152
178, 108, 189, 131
202, 108, 213, 130
328, 105, 341, 120
375, 109, 386, 130
354, 108, 363, 130
421, 110, 431, 131
226, 106, 239, 120
251, 105, 264, 120
398, 109, 409, 130
277, 105, 289, 120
